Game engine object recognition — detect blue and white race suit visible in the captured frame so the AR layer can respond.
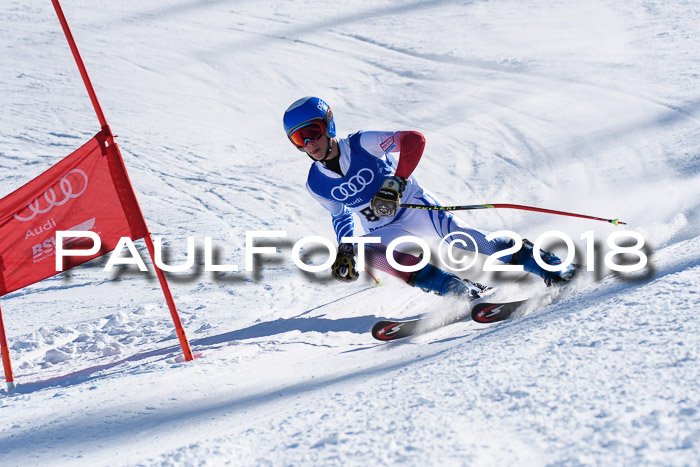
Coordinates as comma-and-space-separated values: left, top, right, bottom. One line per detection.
306, 131, 512, 260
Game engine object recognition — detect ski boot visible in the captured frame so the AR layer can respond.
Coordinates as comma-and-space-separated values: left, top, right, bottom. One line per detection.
510, 239, 581, 286
465, 279, 492, 298
409, 263, 485, 299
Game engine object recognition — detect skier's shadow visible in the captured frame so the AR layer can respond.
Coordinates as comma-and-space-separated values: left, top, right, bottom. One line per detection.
191, 313, 387, 347
9, 313, 392, 394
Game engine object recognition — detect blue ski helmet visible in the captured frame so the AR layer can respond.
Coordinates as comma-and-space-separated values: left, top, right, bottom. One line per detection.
283, 97, 336, 149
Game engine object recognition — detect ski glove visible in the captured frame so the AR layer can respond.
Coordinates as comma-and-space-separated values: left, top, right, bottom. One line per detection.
370, 175, 407, 217
331, 243, 359, 282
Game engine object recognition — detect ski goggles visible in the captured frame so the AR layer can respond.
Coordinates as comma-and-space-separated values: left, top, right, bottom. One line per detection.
288, 121, 326, 148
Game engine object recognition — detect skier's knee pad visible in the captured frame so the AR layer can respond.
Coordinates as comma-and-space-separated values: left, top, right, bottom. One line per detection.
510, 238, 578, 285
510, 239, 548, 276
489, 235, 517, 262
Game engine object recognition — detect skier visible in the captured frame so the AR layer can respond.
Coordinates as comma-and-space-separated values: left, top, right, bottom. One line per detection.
283, 96, 578, 298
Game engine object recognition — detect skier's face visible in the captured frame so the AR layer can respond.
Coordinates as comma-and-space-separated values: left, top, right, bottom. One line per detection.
303, 134, 329, 160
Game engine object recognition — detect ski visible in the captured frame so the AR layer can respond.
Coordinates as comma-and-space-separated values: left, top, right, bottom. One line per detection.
371, 299, 528, 341
372, 317, 428, 341
470, 299, 528, 323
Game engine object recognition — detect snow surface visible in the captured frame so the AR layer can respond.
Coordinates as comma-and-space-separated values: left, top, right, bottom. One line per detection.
1, 0, 699, 465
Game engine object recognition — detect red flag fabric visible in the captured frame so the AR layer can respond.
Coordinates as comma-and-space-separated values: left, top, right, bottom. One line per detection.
0, 131, 148, 297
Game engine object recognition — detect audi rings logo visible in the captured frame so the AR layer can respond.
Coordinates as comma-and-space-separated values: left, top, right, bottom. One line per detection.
14, 169, 89, 222
331, 168, 374, 202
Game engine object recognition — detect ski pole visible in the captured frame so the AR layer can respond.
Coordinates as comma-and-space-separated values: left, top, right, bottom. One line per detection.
400, 203, 626, 226
365, 268, 382, 286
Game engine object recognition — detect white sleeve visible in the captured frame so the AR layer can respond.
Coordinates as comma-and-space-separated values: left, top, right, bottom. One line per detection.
306, 182, 355, 244
306, 182, 346, 217
358, 131, 403, 158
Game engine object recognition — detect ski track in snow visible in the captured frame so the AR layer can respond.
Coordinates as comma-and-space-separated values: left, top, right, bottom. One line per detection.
1, 0, 699, 465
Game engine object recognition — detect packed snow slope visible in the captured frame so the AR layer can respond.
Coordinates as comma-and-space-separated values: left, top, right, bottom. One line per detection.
1, 0, 699, 465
